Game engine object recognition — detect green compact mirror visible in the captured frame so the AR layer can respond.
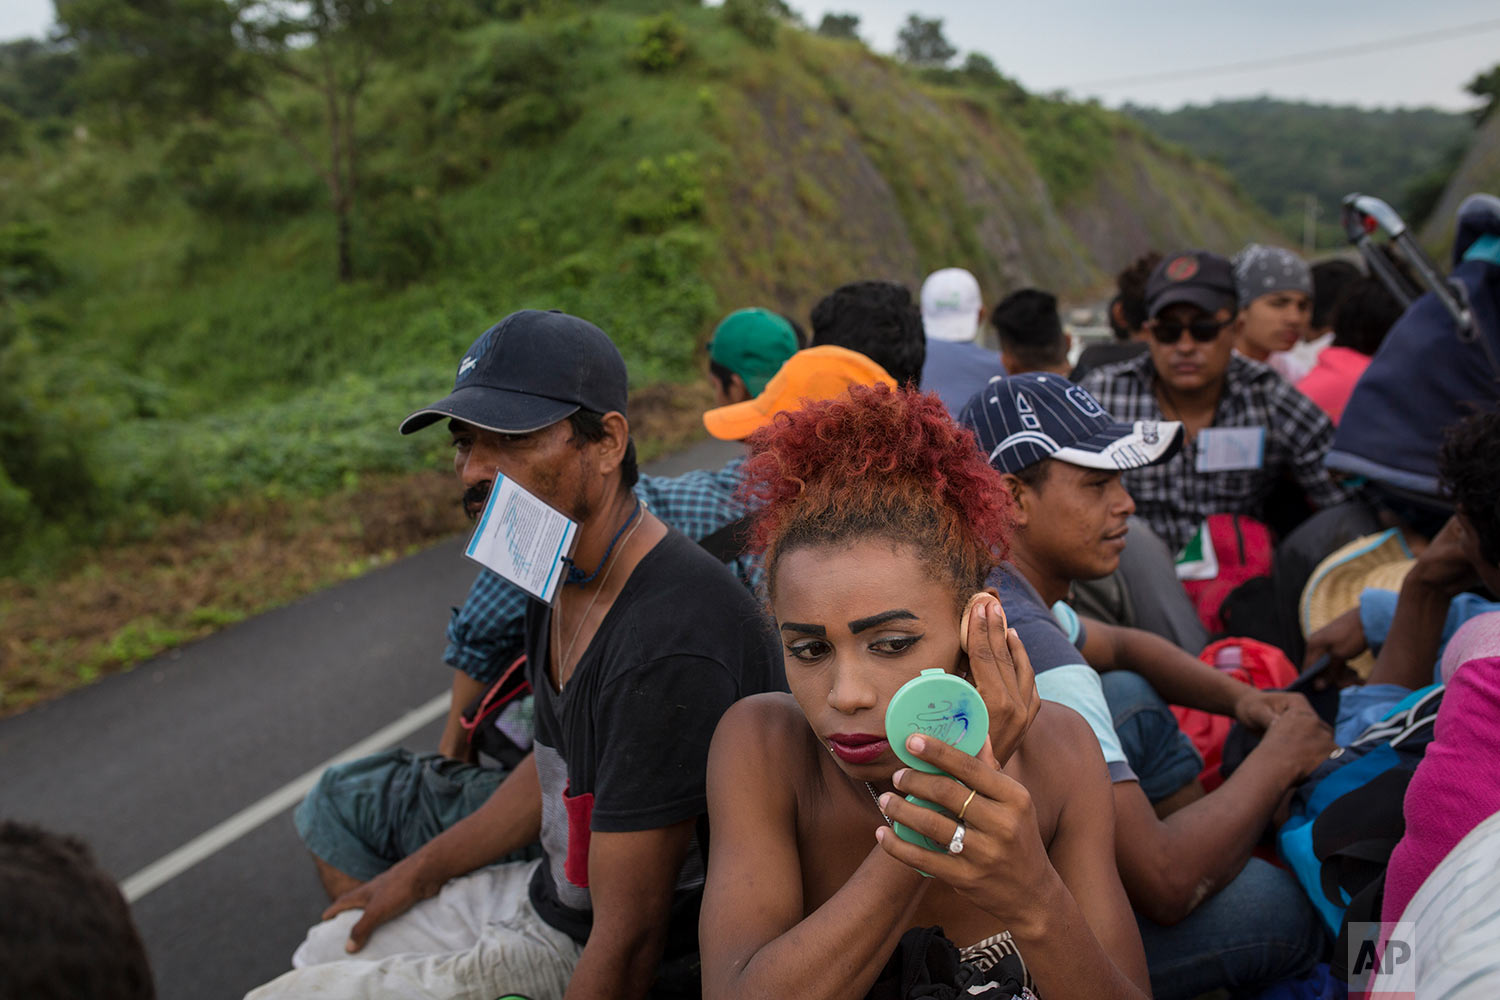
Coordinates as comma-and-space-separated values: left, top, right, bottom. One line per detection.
883, 668, 989, 855
885, 668, 989, 771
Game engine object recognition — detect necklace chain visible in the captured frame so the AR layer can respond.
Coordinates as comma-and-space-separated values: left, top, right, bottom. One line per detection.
864, 781, 893, 828
551, 504, 646, 688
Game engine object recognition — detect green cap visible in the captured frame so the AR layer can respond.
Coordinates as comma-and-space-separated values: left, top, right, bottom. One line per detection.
706, 309, 799, 396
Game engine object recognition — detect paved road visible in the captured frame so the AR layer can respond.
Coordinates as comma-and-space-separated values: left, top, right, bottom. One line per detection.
0, 436, 743, 1000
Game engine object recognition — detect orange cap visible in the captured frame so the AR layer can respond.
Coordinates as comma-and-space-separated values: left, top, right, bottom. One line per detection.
702, 345, 896, 441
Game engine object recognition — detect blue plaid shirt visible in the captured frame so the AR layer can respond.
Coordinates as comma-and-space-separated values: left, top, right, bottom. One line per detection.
444, 455, 761, 682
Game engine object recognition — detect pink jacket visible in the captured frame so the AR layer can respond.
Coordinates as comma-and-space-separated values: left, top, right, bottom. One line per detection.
1295, 346, 1371, 425
1383, 656, 1500, 924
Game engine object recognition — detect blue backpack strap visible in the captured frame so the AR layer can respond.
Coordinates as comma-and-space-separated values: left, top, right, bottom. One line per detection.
1278, 743, 1403, 934
1330, 874, 1388, 985
1312, 764, 1414, 907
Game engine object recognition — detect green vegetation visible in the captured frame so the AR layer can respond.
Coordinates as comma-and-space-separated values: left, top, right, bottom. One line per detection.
815, 13, 860, 41
1419, 64, 1500, 250
1125, 98, 1473, 245
1467, 63, 1500, 124
895, 14, 956, 68
0, 0, 1271, 588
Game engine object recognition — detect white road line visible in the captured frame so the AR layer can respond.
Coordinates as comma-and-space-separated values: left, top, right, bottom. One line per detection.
122, 692, 450, 903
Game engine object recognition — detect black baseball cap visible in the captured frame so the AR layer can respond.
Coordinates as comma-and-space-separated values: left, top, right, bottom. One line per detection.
399, 310, 627, 435
1145, 250, 1237, 319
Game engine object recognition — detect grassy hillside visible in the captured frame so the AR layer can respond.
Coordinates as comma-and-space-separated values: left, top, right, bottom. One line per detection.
1127, 98, 1472, 247
1, 3, 1272, 576
703, 31, 1271, 315
0, 1, 1275, 708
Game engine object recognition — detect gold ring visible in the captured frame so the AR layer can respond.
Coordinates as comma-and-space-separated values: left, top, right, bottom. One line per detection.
957, 787, 978, 822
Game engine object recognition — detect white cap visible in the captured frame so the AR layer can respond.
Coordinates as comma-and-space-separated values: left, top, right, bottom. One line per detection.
920, 267, 983, 342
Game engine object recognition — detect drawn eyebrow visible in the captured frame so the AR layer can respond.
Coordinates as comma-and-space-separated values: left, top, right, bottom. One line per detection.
779, 622, 826, 637
848, 610, 918, 634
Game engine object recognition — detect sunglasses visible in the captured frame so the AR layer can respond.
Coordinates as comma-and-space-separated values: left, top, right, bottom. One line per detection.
1148, 316, 1233, 344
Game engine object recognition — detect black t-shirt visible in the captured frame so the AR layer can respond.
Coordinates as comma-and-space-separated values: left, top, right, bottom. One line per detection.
525, 527, 784, 950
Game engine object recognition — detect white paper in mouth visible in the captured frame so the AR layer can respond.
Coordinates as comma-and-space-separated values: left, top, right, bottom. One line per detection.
465, 472, 578, 603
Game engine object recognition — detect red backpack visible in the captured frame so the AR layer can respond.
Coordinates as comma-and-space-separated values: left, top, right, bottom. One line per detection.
1180, 514, 1274, 634
1171, 636, 1299, 791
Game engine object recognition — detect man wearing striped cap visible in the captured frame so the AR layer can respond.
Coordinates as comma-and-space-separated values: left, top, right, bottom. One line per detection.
960, 373, 1335, 999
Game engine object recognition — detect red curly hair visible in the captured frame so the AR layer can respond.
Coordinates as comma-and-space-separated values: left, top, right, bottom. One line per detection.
741, 383, 1012, 602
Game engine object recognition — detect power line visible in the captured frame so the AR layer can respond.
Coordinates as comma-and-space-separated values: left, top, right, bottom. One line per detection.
1066, 17, 1500, 92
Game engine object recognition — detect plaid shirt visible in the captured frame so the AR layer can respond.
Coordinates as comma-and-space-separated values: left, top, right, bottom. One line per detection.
1079, 353, 1354, 554
444, 455, 759, 682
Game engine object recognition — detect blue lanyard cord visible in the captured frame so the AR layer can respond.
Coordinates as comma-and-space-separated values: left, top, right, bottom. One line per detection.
562, 500, 642, 586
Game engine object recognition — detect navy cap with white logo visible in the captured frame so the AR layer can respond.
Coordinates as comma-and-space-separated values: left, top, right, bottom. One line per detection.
958, 373, 1183, 474
399, 310, 628, 435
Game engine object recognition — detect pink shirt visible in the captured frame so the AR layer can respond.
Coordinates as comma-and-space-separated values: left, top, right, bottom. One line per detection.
1383, 656, 1500, 924
1295, 346, 1371, 425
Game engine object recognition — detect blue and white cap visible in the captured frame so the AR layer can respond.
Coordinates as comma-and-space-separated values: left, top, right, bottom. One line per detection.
958, 373, 1183, 474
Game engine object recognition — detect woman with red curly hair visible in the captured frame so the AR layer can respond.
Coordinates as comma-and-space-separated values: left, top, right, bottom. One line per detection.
699, 384, 1149, 1000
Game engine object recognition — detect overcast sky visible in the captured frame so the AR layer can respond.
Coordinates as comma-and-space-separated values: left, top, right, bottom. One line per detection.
6, 0, 1498, 112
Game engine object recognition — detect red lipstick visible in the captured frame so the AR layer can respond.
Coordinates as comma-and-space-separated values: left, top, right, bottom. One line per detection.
828, 733, 890, 765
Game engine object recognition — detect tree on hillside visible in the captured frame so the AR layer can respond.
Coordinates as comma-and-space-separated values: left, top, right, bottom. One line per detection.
896, 14, 955, 68
722, 0, 802, 46
0, 223, 99, 557
959, 52, 1001, 80
0, 39, 80, 122
58, 0, 409, 283
817, 13, 860, 40
1468, 64, 1500, 124
767, 0, 804, 25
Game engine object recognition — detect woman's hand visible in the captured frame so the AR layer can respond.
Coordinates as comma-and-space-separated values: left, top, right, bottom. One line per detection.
876, 733, 1058, 932
962, 595, 1040, 768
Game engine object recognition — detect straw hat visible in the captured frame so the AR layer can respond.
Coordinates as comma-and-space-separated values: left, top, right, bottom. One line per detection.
1300, 529, 1415, 678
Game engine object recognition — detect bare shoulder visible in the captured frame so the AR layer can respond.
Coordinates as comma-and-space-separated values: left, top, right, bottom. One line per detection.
1022, 699, 1101, 767
1009, 701, 1111, 828
711, 693, 819, 778
716, 692, 807, 745
708, 693, 820, 838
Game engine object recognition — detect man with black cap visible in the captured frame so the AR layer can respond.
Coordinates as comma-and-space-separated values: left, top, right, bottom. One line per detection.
250, 310, 782, 1000
1079, 250, 1353, 558
959, 373, 1336, 1000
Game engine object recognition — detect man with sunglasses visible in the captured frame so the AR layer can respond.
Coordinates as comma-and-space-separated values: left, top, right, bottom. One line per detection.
1079, 250, 1353, 564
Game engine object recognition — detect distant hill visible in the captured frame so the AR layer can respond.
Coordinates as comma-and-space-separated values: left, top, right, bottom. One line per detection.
1421, 107, 1500, 251
1126, 98, 1471, 245
0, 1, 1273, 575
